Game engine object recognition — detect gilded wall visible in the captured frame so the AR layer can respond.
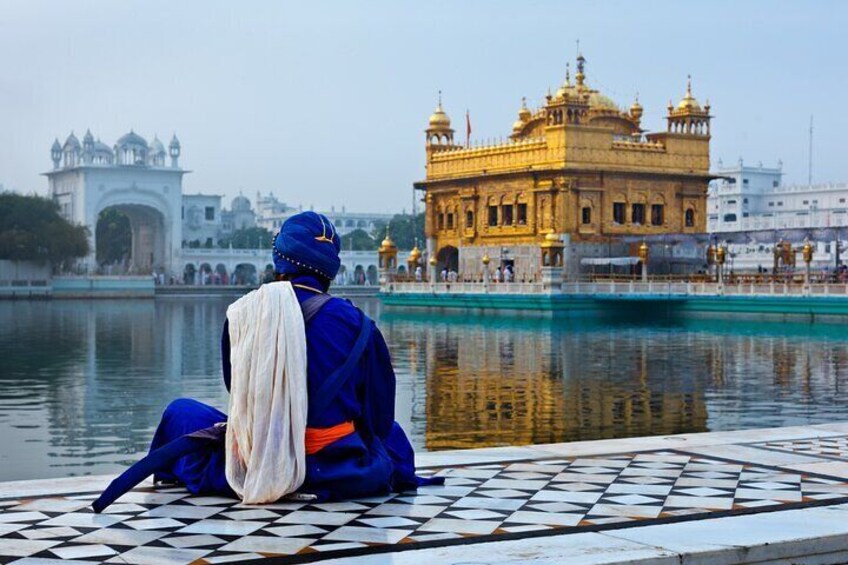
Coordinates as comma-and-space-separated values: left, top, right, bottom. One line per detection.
416, 58, 712, 275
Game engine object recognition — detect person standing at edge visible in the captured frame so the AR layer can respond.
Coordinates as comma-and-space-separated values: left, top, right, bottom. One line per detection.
93, 211, 441, 512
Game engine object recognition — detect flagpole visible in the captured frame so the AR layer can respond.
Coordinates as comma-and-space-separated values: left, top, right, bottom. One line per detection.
466, 109, 471, 148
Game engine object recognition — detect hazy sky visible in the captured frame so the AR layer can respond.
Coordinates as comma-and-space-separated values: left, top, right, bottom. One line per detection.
1, 1, 846, 213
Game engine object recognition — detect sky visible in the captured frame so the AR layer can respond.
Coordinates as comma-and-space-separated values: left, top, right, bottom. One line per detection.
0, 0, 846, 213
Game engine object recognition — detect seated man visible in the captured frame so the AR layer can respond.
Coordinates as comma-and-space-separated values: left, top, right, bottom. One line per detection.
93, 212, 439, 511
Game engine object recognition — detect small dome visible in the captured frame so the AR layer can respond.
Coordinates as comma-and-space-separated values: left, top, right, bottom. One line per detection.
169, 134, 180, 148
149, 136, 166, 155
379, 230, 397, 251
512, 119, 525, 133
116, 130, 148, 148
408, 245, 421, 263
93, 140, 113, 155
428, 103, 451, 128
630, 98, 643, 119
51, 139, 61, 151
677, 76, 701, 111
588, 92, 618, 111
232, 195, 251, 212
83, 129, 94, 144
63, 132, 80, 150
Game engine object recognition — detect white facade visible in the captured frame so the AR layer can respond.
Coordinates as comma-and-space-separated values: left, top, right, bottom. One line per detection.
46, 130, 186, 275
708, 159, 848, 233
256, 192, 393, 236
182, 194, 222, 247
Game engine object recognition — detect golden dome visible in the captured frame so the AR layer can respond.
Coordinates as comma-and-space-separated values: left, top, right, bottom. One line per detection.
677, 75, 701, 111
378, 227, 396, 252
540, 231, 564, 248
588, 92, 618, 111
630, 97, 643, 117
408, 245, 421, 263
518, 97, 532, 121
482, 253, 490, 265
512, 119, 525, 133
428, 99, 451, 129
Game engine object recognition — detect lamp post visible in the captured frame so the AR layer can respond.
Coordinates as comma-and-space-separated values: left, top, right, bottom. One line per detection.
482, 252, 491, 291
803, 237, 814, 291
638, 241, 649, 283
716, 242, 727, 289
428, 255, 437, 289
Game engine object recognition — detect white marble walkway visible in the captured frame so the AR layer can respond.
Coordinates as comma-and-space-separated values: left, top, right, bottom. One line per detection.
1, 423, 848, 565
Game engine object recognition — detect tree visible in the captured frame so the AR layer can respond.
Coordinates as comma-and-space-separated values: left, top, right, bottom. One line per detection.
0, 192, 89, 269
219, 227, 274, 249
95, 208, 131, 266
340, 228, 377, 251
372, 212, 425, 250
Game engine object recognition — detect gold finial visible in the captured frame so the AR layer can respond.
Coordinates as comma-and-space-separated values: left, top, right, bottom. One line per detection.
437, 89, 442, 109
565, 62, 571, 85
686, 74, 692, 97
521, 96, 527, 109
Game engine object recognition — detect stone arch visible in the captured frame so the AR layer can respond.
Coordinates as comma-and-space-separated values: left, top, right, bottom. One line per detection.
436, 245, 459, 274
353, 264, 365, 285
183, 263, 196, 285
233, 263, 257, 285
685, 207, 696, 228
198, 263, 212, 285
92, 186, 174, 275
366, 264, 378, 285
214, 263, 228, 285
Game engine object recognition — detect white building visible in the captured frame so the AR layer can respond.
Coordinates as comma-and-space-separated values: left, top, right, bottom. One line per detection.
708, 159, 848, 233
46, 130, 187, 274
46, 131, 387, 282
256, 192, 394, 236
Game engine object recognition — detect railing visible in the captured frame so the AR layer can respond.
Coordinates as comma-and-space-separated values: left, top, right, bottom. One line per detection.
385, 281, 546, 294
386, 279, 848, 298
562, 280, 848, 297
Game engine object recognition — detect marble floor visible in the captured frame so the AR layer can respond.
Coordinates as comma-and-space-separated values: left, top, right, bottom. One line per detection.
2, 424, 848, 565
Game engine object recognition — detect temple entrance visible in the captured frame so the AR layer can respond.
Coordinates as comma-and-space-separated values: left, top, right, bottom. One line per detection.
436, 245, 459, 275
95, 204, 166, 275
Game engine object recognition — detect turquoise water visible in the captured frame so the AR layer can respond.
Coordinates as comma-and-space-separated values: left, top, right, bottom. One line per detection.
1, 297, 847, 481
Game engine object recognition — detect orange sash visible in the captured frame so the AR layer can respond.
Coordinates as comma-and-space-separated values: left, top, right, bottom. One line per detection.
305, 421, 355, 455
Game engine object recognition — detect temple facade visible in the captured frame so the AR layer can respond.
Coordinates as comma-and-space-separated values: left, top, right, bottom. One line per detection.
415, 54, 712, 278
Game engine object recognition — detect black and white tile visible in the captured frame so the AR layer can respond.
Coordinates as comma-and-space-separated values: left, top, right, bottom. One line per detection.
755, 435, 848, 462
1, 450, 848, 564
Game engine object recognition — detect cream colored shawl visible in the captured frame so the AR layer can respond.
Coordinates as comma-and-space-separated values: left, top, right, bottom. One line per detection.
224, 282, 308, 504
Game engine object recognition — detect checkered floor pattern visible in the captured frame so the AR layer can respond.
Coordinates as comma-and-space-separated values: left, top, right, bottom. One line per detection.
2, 450, 848, 564
755, 435, 848, 461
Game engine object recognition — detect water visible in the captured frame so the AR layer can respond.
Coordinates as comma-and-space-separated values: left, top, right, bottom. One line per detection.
1, 297, 848, 481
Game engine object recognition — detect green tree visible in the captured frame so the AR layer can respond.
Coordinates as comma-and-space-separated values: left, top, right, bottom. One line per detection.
95, 208, 131, 265
0, 192, 89, 269
340, 228, 377, 251
372, 212, 425, 250
219, 227, 274, 249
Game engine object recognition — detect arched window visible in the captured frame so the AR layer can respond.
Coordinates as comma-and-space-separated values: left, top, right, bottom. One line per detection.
581, 206, 592, 225
466, 209, 474, 228
685, 208, 695, 227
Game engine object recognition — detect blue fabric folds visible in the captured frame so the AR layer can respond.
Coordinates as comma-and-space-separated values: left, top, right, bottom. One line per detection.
105, 275, 441, 508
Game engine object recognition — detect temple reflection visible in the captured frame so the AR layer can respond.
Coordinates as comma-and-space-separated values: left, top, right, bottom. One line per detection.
404, 318, 708, 450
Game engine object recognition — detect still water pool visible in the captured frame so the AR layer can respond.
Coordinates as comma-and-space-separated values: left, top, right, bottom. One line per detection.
1, 297, 847, 481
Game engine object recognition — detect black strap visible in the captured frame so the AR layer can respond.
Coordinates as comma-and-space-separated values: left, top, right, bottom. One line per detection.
301, 293, 332, 324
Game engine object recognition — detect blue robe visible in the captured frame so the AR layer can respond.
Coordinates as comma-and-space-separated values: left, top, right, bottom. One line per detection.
149, 275, 437, 501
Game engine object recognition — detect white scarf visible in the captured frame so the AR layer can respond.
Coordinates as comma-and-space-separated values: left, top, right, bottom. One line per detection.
224, 282, 308, 504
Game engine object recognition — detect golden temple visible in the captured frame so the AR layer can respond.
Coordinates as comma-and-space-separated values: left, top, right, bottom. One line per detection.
415, 54, 712, 277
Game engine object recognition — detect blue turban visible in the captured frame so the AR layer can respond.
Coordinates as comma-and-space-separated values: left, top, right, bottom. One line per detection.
272, 212, 341, 280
